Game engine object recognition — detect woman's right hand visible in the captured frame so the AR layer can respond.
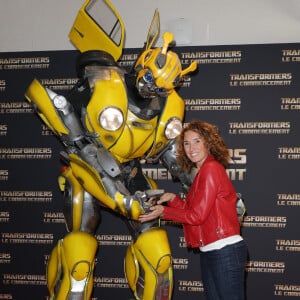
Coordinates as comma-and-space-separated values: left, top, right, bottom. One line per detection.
157, 192, 176, 204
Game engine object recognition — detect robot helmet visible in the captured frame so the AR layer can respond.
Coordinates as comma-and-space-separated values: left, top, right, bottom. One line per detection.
134, 32, 197, 98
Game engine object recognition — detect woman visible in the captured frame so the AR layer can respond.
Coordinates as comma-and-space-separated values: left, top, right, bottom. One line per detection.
139, 120, 248, 300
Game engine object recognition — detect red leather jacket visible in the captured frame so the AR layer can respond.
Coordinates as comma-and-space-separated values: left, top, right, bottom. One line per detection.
162, 155, 240, 248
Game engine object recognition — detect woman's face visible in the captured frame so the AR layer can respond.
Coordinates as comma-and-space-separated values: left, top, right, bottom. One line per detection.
183, 130, 209, 168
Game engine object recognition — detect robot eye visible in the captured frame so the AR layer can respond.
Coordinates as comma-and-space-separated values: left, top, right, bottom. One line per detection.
143, 70, 154, 84
154, 87, 168, 97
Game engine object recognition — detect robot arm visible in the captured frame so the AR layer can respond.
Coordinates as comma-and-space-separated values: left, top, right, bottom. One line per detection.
152, 139, 196, 193
66, 144, 163, 220
25, 79, 160, 220
25, 78, 85, 147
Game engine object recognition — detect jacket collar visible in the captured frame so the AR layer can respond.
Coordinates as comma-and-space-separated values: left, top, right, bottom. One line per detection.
199, 154, 214, 168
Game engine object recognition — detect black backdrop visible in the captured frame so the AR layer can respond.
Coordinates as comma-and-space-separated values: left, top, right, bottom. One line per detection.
0, 43, 300, 300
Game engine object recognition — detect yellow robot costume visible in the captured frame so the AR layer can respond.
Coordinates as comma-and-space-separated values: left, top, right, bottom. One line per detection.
24, 1, 197, 299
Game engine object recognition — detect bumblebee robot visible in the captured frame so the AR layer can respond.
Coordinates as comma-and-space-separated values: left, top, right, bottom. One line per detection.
25, 1, 197, 299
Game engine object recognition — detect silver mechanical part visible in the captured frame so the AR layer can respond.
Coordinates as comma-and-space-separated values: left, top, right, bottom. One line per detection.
96, 147, 121, 177
85, 65, 126, 89
123, 189, 165, 218
53, 95, 67, 110
136, 189, 164, 212
159, 140, 194, 191
236, 193, 246, 224
46, 88, 71, 115
45, 88, 85, 145
80, 144, 121, 178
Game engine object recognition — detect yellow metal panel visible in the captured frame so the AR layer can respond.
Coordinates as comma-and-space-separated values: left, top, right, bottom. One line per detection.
25, 79, 68, 135
69, 154, 117, 210
146, 91, 184, 158
69, 0, 125, 61
85, 71, 127, 147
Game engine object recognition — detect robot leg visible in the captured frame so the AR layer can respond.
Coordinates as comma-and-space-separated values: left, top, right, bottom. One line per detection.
47, 231, 98, 300
124, 227, 173, 300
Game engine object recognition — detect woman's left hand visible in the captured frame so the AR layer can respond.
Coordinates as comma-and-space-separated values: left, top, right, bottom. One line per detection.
139, 205, 164, 223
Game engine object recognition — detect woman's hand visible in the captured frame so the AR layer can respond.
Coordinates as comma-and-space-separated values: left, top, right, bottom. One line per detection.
139, 205, 164, 223
139, 192, 176, 223
157, 192, 176, 204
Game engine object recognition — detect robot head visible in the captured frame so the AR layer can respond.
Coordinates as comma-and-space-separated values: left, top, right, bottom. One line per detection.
134, 32, 197, 98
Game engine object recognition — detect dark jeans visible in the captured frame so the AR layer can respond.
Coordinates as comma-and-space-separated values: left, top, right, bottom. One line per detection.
200, 240, 248, 300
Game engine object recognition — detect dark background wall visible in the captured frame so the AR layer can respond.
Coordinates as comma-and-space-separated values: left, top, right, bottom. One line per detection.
0, 43, 299, 299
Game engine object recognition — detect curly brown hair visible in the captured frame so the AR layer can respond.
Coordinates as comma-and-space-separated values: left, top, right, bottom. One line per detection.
176, 120, 230, 172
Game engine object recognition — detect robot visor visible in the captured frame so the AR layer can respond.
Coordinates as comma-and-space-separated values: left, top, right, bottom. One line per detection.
137, 69, 168, 98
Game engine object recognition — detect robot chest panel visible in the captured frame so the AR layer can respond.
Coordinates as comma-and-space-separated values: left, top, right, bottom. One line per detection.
102, 111, 159, 161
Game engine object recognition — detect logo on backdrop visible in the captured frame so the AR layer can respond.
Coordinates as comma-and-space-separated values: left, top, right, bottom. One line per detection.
178, 236, 186, 248
278, 146, 300, 160
0, 101, 33, 114
142, 166, 173, 181
277, 193, 300, 206
228, 121, 290, 135
177, 279, 204, 293
274, 283, 300, 297
0, 212, 9, 223
275, 239, 300, 252
0, 148, 52, 159
93, 277, 128, 289
227, 148, 247, 181
180, 50, 242, 65
0, 56, 50, 70
40, 78, 78, 91
185, 97, 241, 111
41, 125, 55, 136
96, 234, 132, 246
229, 73, 292, 87
1, 233, 53, 245
43, 212, 65, 224
242, 216, 287, 228
2, 274, 46, 286
119, 53, 139, 67
0, 124, 7, 136
0, 191, 52, 203
281, 97, 300, 111
246, 260, 285, 273
0, 170, 8, 181
0, 80, 5, 91
173, 257, 189, 270
281, 49, 300, 62
0, 253, 11, 264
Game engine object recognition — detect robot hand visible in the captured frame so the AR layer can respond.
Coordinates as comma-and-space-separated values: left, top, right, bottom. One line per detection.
124, 189, 164, 220
134, 189, 164, 212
